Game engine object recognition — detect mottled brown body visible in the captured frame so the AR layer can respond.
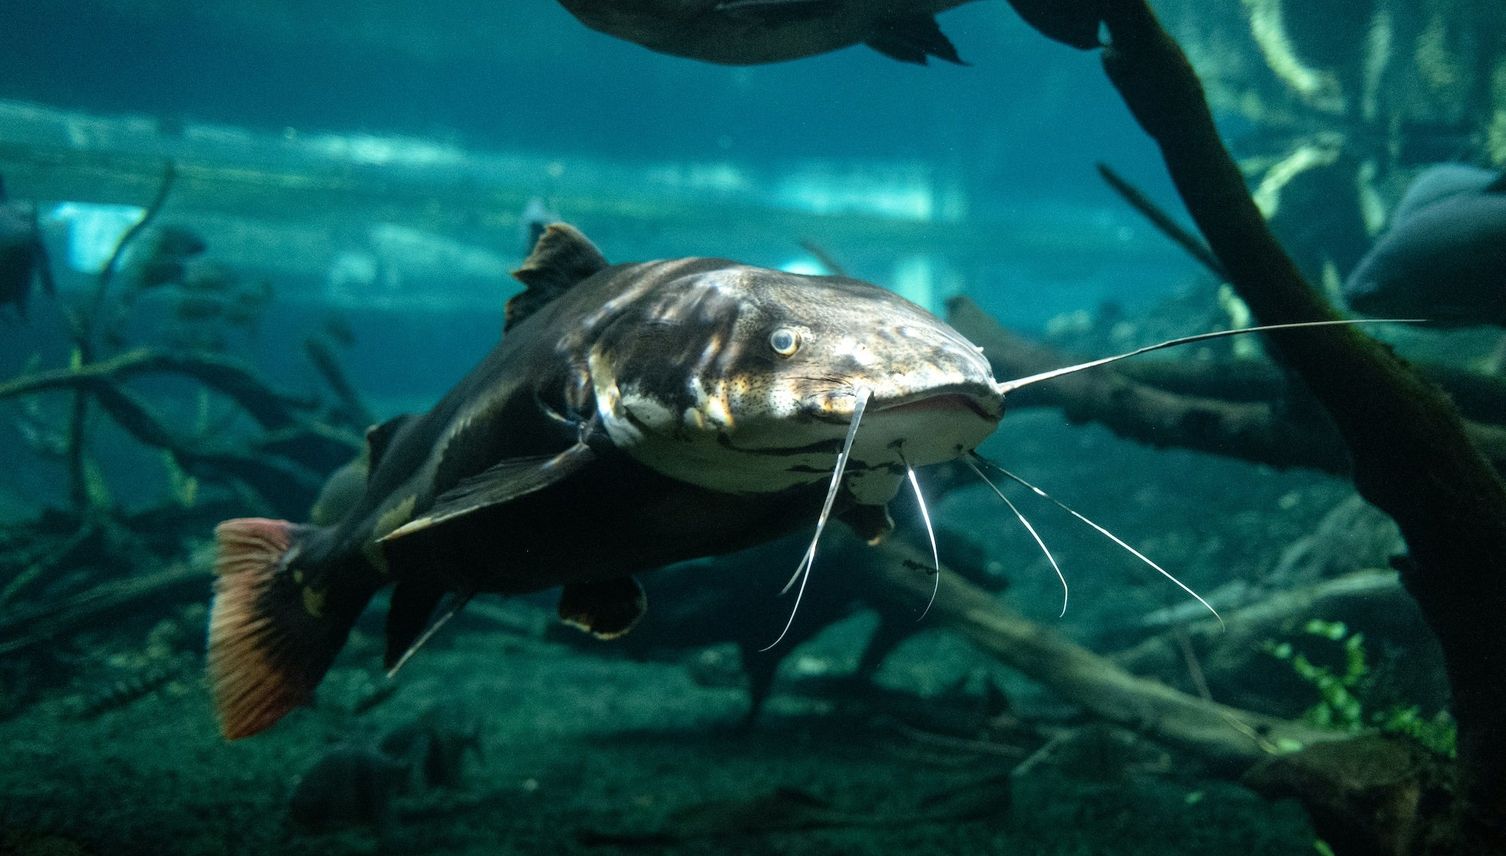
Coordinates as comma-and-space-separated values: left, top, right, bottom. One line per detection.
207, 225, 1001, 738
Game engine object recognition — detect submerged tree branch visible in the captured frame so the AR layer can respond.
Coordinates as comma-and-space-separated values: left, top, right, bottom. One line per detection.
868, 536, 1337, 771
995, 2, 1506, 850
948, 297, 1506, 475
0, 347, 317, 430
64, 163, 176, 511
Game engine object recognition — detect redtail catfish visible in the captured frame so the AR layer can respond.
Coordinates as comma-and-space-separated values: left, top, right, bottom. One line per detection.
208, 223, 1004, 738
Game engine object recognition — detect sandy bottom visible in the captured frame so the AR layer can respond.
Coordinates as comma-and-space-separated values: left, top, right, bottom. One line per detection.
0, 612, 1315, 856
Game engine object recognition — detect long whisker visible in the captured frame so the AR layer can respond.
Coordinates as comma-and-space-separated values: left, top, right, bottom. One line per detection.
973, 453, 1224, 627
902, 459, 941, 620
764, 386, 871, 651
966, 459, 1069, 618
996, 318, 1422, 395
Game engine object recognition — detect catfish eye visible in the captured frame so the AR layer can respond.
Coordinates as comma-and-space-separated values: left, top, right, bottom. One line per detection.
769, 326, 801, 357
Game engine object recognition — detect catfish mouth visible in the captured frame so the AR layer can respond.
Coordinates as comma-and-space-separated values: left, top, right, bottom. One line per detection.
870, 386, 1002, 422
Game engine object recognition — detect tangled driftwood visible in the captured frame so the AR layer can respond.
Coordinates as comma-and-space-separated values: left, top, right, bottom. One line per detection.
948, 297, 1506, 476
997, 2, 1506, 851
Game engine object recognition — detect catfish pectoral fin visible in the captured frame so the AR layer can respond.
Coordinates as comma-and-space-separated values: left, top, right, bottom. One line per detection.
558, 576, 647, 639
381, 441, 596, 543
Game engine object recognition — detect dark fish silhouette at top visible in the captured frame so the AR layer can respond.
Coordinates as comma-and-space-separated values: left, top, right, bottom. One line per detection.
1344, 164, 1506, 328
0, 176, 56, 320
556, 0, 977, 65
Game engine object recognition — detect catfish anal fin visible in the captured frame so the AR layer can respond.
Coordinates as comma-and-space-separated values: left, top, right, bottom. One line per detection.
382, 441, 595, 543
865, 15, 965, 66
558, 577, 646, 639
384, 578, 447, 670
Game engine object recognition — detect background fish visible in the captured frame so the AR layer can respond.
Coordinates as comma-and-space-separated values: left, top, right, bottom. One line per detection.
555, 0, 975, 65
0, 175, 56, 320
1343, 164, 1506, 327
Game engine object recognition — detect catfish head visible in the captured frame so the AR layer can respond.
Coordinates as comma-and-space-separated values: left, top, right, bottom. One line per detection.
580, 258, 1003, 504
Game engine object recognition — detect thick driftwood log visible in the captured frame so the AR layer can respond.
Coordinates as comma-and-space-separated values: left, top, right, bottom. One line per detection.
0, 562, 207, 655
1115, 358, 1506, 426
868, 536, 1335, 771
1004, 2, 1506, 850
949, 297, 1506, 475
1243, 735, 1457, 856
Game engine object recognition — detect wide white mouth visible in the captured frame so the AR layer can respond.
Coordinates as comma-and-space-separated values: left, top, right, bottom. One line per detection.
872, 390, 1000, 422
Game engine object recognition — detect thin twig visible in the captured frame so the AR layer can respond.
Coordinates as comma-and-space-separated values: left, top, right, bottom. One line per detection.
65, 162, 177, 510
798, 239, 849, 277
1096, 162, 1227, 280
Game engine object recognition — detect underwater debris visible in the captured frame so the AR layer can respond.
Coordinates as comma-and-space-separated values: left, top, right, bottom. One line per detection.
555, 0, 974, 66
795, 238, 848, 278
65, 660, 183, 720
1110, 569, 1441, 718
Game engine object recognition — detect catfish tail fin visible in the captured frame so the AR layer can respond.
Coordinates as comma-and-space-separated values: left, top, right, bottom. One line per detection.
208, 518, 376, 739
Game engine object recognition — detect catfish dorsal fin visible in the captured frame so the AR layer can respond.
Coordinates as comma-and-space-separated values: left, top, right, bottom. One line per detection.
365, 414, 413, 472
505, 223, 609, 332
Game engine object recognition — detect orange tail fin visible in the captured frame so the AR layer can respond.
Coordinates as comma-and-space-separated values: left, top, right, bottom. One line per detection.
208, 518, 373, 739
